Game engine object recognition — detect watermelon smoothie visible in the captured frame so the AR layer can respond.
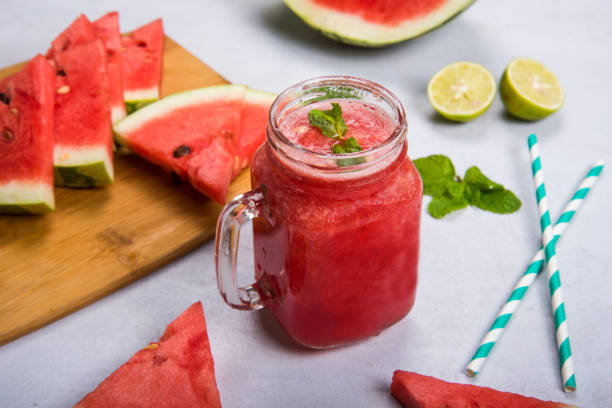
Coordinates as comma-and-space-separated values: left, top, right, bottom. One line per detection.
216, 76, 422, 348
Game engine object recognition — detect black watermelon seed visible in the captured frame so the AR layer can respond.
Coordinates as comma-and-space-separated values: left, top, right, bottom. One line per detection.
173, 145, 191, 158
2, 128, 14, 142
56, 69, 66, 77
137, 41, 147, 47
0, 93, 10, 105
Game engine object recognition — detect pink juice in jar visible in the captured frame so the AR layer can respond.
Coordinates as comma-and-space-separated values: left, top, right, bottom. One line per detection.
248, 82, 423, 348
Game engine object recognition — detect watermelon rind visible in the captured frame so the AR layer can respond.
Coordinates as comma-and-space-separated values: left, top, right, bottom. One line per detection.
244, 88, 276, 106
0, 181, 55, 214
283, 0, 476, 47
53, 146, 114, 188
114, 84, 247, 142
124, 87, 160, 114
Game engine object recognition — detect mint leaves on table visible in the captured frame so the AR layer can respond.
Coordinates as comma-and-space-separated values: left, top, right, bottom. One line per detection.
414, 154, 522, 219
308, 103, 364, 166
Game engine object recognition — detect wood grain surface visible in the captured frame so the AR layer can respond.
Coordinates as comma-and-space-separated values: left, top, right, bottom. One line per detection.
0, 37, 253, 345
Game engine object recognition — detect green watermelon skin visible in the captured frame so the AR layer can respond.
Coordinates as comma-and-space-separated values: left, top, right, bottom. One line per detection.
74, 302, 222, 408
94, 11, 126, 124
391, 371, 578, 408
284, 0, 475, 47
121, 19, 164, 113
0, 55, 55, 213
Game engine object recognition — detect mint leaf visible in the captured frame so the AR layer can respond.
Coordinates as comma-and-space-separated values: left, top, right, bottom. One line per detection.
464, 166, 504, 192
332, 137, 362, 154
308, 102, 347, 139
414, 155, 457, 196
428, 193, 469, 219
332, 137, 365, 167
471, 189, 522, 214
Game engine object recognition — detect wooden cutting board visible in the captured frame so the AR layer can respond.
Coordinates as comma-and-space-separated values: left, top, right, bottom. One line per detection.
0, 37, 253, 346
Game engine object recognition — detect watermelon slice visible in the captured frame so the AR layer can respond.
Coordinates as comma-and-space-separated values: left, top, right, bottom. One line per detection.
391, 371, 578, 408
121, 19, 164, 113
0, 55, 55, 214
284, 0, 475, 46
48, 16, 114, 187
74, 302, 222, 408
94, 11, 126, 124
233, 88, 276, 176
114, 84, 247, 204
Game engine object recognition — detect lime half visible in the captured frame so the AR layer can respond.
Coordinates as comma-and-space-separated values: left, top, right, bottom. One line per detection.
500, 58, 564, 120
427, 62, 496, 122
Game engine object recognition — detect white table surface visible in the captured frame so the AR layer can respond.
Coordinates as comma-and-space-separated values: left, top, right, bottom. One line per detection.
1, 1, 611, 407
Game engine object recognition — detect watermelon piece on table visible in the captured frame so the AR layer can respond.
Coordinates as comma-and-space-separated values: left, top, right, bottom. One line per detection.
121, 18, 164, 113
49, 39, 114, 188
391, 371, 578, 408
74, 302, 222, 408
0, 55, 55, 214
233, 88, 276, 177
94, 11, 126, 124
283, 0, 475, 47
114, 84, 247, 204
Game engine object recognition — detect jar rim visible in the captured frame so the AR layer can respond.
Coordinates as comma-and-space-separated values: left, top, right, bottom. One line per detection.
267, 75, 407, 172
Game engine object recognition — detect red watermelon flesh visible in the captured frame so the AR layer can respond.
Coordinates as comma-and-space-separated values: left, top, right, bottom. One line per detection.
312, 0, 448, 26
233, 89, 276, 177
391, 371, 578, 408
121, 19, 164, 112
74, 302, 222, 408
50, 39, 114, 187
93, 11, 126, 124
0, 55, 55, 213
113, 85, 246, 204
47, 14, 98, 59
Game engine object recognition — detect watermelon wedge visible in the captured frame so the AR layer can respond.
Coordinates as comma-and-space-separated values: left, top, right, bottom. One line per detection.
114, 84, 248, 204
233, 88, 276, 176
94, 11, 126, 124
121, 19, 164, 113
48, 16, 114, 187
391, 371, 578, 408
0, 55, 55, 214
284, 0, 475, 47
74, 302, 222, 408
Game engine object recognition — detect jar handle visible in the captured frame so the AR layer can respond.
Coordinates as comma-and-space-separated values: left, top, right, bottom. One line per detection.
215, 188, 265, 310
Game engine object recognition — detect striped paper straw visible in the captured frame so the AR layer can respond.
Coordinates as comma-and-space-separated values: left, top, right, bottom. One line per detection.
466, 160, 604, 378
528, 133, 576, 392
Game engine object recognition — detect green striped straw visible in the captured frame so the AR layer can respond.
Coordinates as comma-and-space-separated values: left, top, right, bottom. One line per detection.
466, 160, 604, 378
528, 133, 576, 392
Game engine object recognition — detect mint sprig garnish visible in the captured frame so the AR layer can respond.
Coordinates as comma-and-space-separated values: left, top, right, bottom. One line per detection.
414, 154, 521, 219
308, 103, 347, 139
308, 103, 364, 167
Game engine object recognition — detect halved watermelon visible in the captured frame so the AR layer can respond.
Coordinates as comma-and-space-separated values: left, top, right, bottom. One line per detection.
0, 55, 55, 214
94, 11, 126, 124
391, 371, 577, 408
114, 84, 247, 204
284, 0, 475, 46
233, 88, 276, 176
74, 302, 222, 408
121, 19, 164, 113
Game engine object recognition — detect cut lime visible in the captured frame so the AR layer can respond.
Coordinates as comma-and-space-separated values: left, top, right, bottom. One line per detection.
427, 62, 496, 122
500, 58, 564, 120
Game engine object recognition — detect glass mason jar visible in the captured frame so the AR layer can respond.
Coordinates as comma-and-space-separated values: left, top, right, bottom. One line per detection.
215, 76, 422, 349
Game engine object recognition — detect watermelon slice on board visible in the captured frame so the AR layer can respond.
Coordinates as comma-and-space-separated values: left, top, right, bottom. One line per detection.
74, 302, 222, 408
114, 84, 250, 204
0, 55, 55, 214
391, 371, 578, 408
94, 11, 126, 124
121, 19, 164, 113
284, 0, 475, 47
